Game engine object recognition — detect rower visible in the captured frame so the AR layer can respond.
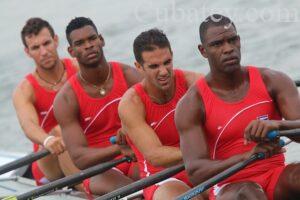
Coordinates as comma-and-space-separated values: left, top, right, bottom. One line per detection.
118, 28, 205, 200
53, 17, 143, 196
12, 18, 81, 187
175, 14, 300, 200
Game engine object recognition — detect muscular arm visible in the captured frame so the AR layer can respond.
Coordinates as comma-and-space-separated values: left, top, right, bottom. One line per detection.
13, 80, 50, 144
245, 68, 300, 143
175, 86, 249, 185
119, 89, 182, 167
53, 82, 121, 170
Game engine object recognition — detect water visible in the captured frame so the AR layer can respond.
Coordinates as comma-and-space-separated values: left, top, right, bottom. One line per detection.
0, 0, 300, 163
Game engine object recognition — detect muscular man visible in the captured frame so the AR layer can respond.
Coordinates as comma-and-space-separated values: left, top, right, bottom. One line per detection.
118, 29, 205, 200
13, 18, 80, 186
53, 17, 142, 196
175, 14, 300, 200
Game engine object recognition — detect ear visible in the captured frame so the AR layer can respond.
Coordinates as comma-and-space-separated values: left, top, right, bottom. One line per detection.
24, 47, 32, 58
67, 46, 76, 58
134, 61, 144, 73
98, 34, 105, 47
53, 34, 59, 48
198, 44, 208, 58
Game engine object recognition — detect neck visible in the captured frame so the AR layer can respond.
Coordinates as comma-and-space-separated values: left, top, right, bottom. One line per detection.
143, 77, 176, 104
36, 59, 64, 81
208, 66, 246, 90
79, 58, 110, 85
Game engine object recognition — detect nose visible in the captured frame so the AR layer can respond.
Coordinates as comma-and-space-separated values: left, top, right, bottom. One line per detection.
39, 46, 48, 56
223, 42, 234, 54
159, 65, 169, 76
84, 40, 94, 49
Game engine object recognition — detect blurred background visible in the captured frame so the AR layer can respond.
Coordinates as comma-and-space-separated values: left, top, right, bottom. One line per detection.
0, 0, 299, 162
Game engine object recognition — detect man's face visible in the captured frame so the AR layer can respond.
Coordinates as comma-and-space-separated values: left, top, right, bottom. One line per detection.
25, 27, 59, 70
200, 25, 241, 74
68, 25, 104, 67
137, 47, 174, 91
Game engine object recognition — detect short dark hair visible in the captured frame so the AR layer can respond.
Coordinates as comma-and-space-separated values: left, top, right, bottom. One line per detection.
21, 18, 55, 47
199, 14, 236, 43
66, 17, 98, 45
133, 28, 172, 64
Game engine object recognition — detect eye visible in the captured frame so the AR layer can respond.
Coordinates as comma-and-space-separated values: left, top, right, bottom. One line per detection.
228, 36, 239, 43
148, 64, 159, 69
74, 40, 84, 46
164, 59, 172, 65
211, 40, 223, 47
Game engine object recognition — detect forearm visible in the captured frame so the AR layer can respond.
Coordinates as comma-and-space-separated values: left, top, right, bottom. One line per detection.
278, 120, 300, 142
145, 146, 182, 168
71, 144, 121, 169
21, 121, 50, 145
187, 153, 246, 185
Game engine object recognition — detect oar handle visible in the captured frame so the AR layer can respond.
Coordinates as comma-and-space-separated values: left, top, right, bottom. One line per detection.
110, 136, 117, 144
267, 129, 300, 140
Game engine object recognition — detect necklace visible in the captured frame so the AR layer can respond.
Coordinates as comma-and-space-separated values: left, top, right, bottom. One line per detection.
36, 66, 65, 88
79, 64, 111, 96
148, 94, 165, 104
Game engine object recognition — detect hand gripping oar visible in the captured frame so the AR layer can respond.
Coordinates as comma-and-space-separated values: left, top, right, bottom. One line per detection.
176, 139, 290, 200
267, 129, 300, 140
0, 149, 50, 176
95, 163, 185, 200
3, 157, 131, 200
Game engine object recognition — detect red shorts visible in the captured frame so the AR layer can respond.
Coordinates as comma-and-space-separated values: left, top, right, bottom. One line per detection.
83, 160, 134, 195
31, 161, 48, 185
143, 170, 192, 200
210, 165, 285, 200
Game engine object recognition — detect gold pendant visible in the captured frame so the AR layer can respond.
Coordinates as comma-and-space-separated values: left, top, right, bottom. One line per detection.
99, 88, 106, 95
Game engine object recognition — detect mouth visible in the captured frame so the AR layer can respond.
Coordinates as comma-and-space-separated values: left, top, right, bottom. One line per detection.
86, 51, 98, 59
157, 76, 170, 86
222, 56, 239, 65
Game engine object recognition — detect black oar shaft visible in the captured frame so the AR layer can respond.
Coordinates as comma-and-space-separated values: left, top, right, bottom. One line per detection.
96, 163, 185, 200
278, 129, 300, 137
295, 80, 300, 87
0, 149, 50, 176
16, 157, 131, 200
176, 154, 263, 200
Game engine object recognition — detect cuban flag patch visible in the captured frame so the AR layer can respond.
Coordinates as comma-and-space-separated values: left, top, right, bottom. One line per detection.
257, 114, 269, 120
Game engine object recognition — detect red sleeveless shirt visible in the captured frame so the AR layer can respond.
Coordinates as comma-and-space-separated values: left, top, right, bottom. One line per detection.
68, 62, 128, 148
129, 69, 188, 178
196, 66, 285, 185
26, 58, 77, 152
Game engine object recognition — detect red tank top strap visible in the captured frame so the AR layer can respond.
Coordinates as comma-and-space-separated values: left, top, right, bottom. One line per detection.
110, 61, 128, 90
25, 74, 40, 91
63, 58, 77, 78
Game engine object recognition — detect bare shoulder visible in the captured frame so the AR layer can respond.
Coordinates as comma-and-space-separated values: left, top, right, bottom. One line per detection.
54, 80, 78, 117
175, 84, 205, 130
119, 87, 143, 113
258, 67, 296, 95
120, 63, 143, 87
182, 70, 204, 87
12, 78, 35, 104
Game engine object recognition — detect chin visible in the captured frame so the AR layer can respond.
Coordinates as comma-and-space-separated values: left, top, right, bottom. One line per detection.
223, 63, 241, 73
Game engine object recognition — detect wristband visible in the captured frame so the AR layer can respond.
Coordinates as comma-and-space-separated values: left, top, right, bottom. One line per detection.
43, 136, 55, 147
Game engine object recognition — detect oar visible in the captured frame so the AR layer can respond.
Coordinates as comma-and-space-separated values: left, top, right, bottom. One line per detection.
267, 129, 300, 140
175, 139, 291, 200
4, 156, 131, 200
295, 80, 300, 87
0, 149, 50, 176
96, 163, 185, 200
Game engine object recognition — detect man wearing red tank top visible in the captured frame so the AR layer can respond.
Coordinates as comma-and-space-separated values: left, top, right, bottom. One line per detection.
12, 18, 81, 188
118, 29, 205, 200
175, 14, 300, 200
53, 17, 142, 196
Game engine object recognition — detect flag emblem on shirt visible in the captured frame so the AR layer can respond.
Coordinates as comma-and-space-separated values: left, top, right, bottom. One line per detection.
257, 114, 269, 120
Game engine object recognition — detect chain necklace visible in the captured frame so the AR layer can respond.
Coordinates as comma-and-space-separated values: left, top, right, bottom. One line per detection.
148, 94, 167, 104
36, 67, 65, 89
79, 64, 111, 96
